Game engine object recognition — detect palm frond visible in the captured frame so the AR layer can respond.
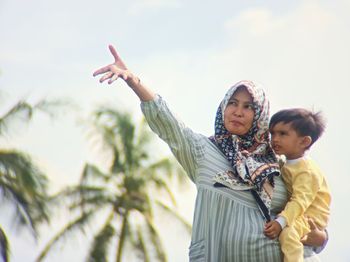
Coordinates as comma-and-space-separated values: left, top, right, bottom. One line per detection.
156, 201, 192, 233
69, 192, 115, 211
88, 113, 124, 174
36, 210, 96, 262
0, 180, 34, 229
88, 211, 115, 262
126, 190, 152, 216
141, 159, 177, 207
0, 226, 9, 262
146, 158, 172, 173
115, 213, 130, 262
135, 118, 153, 149
133, 225, 150, 262
93, 108, 136, 171
0, 100, 33, 136
49, 185, 114, 212
79, 163, 111, 186
34, 98, 76, 119
0, 150, 48, 194
152, 178, 177, 207
0, 98, 69, 137
0, 151, 50, 233
144, 216, 167, 262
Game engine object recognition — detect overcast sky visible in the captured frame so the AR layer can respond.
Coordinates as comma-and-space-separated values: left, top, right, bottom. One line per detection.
0, 0, 349, 261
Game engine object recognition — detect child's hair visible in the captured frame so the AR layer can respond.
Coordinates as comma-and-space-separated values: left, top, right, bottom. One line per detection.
269, 108, 326, 148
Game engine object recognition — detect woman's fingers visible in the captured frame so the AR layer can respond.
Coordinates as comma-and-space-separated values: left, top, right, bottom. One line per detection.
109, 44, 128, 69
93, 65, 112, 77
93, 45, 128, 83
99, 72, 114, 83
108, 73, 119, 84
109, 45, 119, 61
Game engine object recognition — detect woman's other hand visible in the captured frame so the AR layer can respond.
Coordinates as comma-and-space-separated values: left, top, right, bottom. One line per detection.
301, 218, 327, 247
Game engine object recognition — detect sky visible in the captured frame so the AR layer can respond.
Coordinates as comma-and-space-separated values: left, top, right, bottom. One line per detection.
0, 0, 350, 261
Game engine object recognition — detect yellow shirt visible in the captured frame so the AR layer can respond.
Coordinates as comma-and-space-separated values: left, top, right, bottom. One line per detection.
280, 157, 331, 229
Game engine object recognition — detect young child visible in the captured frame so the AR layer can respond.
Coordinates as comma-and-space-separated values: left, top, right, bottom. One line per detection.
263, 108, 331, 262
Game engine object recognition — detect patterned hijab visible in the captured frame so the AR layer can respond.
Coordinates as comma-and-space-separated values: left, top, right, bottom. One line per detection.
210, 80, 280, 221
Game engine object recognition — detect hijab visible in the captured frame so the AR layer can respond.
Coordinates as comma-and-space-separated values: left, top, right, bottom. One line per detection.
210, 80, 280, 220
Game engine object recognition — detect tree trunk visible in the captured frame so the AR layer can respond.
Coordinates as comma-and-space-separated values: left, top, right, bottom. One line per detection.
116, 213, 128, 262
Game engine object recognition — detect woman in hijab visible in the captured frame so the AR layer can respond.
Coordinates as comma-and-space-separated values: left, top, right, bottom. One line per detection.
93, 45, 327, 262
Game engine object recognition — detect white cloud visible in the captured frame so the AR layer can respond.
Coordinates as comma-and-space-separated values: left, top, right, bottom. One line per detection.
225, 1, 336, 37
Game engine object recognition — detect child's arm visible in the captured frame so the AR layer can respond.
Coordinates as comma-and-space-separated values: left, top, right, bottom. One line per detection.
279, 170, 321, 226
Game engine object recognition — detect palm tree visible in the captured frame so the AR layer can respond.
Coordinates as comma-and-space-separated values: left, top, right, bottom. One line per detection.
0, 98, 53, 262
37, 107, 191, 262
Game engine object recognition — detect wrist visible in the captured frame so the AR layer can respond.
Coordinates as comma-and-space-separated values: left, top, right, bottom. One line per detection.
126, 73, 141, 89
275, 216, 287, 229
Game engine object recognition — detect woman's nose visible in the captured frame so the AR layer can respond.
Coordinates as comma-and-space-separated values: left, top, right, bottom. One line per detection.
233, 106, 243, 117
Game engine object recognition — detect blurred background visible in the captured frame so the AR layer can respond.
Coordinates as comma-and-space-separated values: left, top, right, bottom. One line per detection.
0, 0, 349, 261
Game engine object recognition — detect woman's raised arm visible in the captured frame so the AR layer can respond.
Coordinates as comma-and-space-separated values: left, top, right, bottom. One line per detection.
93, 45, 155, 101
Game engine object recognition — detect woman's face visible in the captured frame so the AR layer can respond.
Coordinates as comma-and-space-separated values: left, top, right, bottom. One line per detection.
224, 87, 255, 135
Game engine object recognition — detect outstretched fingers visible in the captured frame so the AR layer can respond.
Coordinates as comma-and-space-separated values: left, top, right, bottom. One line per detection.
108, 73, 119, 84
99, 72, 114, 83
109, 45, 119, 61
93, 45, 128, 84
109, 44, 127, 69
93, 65, 111, 77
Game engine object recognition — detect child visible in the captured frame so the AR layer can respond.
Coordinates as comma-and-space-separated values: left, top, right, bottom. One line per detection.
263, 108, 331, 262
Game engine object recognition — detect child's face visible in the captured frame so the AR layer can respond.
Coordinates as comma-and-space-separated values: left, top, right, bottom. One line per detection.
269, 122, 307, 160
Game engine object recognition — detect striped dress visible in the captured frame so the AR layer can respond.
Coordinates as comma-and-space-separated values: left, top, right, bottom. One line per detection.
141, 95, 320, 262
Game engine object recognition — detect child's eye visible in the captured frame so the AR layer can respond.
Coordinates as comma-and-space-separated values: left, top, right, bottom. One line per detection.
228, 101, 237, 106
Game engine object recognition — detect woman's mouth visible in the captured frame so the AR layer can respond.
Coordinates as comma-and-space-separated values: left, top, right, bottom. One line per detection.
231, 120, 243, 126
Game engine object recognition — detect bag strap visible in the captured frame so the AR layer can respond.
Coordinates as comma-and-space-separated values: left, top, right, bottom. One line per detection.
250, 189, 271, 222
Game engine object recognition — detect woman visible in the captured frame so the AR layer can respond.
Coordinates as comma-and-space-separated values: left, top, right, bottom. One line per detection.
93, 45, 326, 262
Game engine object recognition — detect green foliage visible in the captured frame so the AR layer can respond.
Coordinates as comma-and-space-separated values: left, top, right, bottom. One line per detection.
0, 94, 54, 262
37, 107, 190, 262
0, 226, 9, 262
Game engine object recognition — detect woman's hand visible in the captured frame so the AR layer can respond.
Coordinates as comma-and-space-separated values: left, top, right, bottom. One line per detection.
93, 45, 133, 85
93, 45, 155, 101
264, 220, 282, 239
301, 218, 327, 247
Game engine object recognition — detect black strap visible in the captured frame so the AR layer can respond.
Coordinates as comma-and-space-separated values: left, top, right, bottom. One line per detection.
250, 189, 271, 222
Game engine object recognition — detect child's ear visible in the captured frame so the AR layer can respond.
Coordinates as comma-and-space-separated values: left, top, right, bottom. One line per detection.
301, 136, 312, 149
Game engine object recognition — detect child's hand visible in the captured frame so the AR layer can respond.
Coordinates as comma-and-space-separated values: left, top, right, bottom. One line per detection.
264, 220, 282, 239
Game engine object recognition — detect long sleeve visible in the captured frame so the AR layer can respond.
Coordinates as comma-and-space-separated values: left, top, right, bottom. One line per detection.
279, 160, 325, 226
141, 95, 205, 183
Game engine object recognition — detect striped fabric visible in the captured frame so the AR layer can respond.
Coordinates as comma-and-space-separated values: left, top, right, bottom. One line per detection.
141, 95, 320, 262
